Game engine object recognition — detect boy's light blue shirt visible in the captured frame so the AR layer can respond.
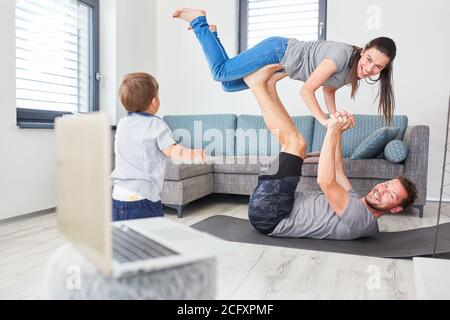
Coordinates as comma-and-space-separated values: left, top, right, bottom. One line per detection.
110, 112, 176, 202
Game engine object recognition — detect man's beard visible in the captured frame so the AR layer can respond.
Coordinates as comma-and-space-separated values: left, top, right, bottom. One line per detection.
365, 195, 386, 212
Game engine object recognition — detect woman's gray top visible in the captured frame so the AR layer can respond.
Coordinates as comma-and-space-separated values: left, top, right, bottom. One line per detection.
280, 39, 355, 89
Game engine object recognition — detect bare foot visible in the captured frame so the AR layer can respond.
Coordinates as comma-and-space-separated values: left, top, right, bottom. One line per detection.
172, 8, 206, 23
267, 71, 288, 85
244, 64, 284, 87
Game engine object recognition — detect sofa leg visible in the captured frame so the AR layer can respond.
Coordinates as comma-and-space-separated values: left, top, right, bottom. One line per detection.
164, 204, 186, 218
176, 205, 184, 219
414, 205, 424, 218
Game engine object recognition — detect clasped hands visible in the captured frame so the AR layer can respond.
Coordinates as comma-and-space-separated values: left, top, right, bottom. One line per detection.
325, 111, 355, 133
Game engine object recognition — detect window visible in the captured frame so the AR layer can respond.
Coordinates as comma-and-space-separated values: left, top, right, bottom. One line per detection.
15, 0, 99, 128
239, 0, 327, 51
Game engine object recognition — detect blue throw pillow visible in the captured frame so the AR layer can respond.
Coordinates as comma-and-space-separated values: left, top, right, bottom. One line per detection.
384, 140, 408, 163
350, 127, 400, 160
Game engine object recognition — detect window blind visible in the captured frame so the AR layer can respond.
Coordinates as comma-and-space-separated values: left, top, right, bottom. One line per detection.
246, 0, 324, 48
16, 0, 92, 114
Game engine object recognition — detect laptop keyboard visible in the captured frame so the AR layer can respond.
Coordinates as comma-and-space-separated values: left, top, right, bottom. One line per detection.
112, 225, 179, 263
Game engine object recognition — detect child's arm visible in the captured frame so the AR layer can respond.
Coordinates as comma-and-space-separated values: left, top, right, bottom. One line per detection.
300, 58, 338, 126
162, 144, 206, 163
155, 118, 205, 163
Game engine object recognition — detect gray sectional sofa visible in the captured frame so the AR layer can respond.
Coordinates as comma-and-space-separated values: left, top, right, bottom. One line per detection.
160, 114, 429, 218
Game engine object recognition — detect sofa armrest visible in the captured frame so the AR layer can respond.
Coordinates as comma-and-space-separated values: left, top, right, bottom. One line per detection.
402, 125, 429, 205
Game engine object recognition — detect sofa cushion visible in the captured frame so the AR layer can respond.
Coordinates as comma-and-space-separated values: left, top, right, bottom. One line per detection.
302, 157, 404, 179
164, 160, 213, 181
384, 140, 408, 163
350, 127, 400, 160
311, 114, 408, 157
214, 173, 258, 195
163, 114, 237, 156
235, 115, 315, 156
212, 156, 276, 174
161, 173, 214, 205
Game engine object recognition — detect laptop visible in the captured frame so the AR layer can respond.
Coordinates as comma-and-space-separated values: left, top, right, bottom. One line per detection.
55, 112, 232, 277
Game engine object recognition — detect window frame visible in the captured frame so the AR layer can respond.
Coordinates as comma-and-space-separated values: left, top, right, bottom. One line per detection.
16, 0, 100, 129
238, 0, 327, 52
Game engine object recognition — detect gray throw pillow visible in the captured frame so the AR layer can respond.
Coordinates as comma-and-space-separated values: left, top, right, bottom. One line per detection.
350, 127, 400, 160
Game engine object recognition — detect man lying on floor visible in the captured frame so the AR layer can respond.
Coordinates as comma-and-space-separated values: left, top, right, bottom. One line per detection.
243, 65, 417, 240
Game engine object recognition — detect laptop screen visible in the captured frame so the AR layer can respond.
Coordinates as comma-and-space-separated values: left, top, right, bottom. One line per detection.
55, 112, 113, 275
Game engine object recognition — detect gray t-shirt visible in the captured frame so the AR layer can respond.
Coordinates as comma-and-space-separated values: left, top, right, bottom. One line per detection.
280, 39, 354, 89
110, 113, 176, 202
270, 189, 379, 240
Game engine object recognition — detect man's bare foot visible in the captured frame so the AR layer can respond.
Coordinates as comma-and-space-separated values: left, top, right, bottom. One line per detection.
244, 64, 284, 88
209, 24, 217, 33
267, 71, 288, 85
172, 8, 206, 23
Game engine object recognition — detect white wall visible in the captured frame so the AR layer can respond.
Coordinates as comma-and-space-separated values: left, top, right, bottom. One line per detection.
0, 0, 56, 220
100, 0, 157, 124
99, 0, 118, 124
157, 0, 450, 199
157, 0, 261, 117
0, 0, 157, 219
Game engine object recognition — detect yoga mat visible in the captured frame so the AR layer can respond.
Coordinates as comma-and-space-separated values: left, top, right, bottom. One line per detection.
192, 215, 450, 258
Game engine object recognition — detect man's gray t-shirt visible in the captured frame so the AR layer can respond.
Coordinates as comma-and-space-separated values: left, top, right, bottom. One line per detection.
110, 113, 175, 202
280, 39, 355, 89
270, 189, 379, 240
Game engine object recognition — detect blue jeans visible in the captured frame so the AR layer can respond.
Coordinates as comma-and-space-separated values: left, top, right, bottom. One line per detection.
190, 16, 289, 92
112, 199, 164, 221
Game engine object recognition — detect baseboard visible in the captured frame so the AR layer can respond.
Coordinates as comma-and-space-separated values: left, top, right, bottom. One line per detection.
0, 207, 56, 225
426, 197, 450, 203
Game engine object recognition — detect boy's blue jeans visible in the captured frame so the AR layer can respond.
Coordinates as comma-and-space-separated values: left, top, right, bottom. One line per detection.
112, 199, 164, 221
190, 16, 289, 92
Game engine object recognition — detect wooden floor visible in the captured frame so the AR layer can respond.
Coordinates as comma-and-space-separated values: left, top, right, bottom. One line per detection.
1, 194, 449, 300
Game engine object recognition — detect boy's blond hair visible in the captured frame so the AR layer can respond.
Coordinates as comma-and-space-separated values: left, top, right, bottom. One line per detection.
119, 73, 159, 112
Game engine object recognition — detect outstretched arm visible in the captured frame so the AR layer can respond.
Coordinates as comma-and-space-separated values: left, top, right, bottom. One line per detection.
334, 130, 353, 191
312, 111, 355, 191
322, 86, 337, 115
300, 58, 338, 126
317, 114, 350, 216
162, 144, 205, 163
334, 111, 354, 191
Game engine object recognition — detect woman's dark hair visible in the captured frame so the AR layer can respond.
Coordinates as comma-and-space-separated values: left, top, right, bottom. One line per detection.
347, 37, 397, 124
